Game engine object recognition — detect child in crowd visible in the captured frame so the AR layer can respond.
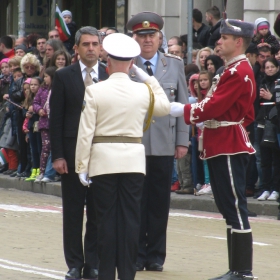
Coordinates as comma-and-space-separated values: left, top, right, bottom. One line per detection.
0, 59, 19, 175
33, 66, 56, 183
23, 77, 42, 181
12, 68, 23, 82
21, 78, 32, 141
275, 49, 280, 62
61, 10, 77, 54
252, 17, 280, 54
188, 74, 204, 191
194, 71, 213, 196
0, 58, 11, 126
0, 107, 19, 175
0, 58, 11, 101
8, 56, 22, 72
190, 71, 213, 195
6, 56, 23, 101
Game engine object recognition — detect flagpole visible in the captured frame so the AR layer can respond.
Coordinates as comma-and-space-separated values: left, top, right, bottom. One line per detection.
50, 0, 56, 30
18, 0, 26, 38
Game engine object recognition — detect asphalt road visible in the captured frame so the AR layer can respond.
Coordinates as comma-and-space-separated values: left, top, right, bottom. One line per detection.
0, 188, 279, 280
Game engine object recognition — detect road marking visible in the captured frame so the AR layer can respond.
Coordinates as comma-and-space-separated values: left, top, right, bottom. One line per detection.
170, 212, 222, 220
169, 212, 278, 223
202, 236, 272, 246
0, 259, 64, 279
0, 204, 60, 213
0, 264, 64, 279
0, 258, 64, 274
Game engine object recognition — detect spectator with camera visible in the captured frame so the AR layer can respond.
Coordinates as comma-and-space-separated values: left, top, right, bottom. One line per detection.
255, 57, 280, 201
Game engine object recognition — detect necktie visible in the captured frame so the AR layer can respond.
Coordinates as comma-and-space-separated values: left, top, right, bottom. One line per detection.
144, 61, 153, 76
84, 67, 93, 87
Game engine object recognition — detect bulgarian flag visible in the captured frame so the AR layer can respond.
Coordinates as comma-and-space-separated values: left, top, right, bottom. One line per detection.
0, 148, 8, 166
55, 5, 71, 42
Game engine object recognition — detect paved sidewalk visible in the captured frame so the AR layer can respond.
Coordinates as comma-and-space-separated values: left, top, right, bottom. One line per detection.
0, 174, 279, 217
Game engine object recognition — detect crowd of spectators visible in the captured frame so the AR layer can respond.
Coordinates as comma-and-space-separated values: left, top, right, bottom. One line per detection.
1, 6, 280, 218
165, 7, 280, 217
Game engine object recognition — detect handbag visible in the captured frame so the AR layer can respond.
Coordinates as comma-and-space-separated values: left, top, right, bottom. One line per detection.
261, 119, 278, 148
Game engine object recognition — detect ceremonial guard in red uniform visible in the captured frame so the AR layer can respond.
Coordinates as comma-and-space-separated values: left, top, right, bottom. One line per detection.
171, 19, 258, 280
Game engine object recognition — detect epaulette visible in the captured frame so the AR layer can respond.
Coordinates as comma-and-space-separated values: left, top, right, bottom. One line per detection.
164, 53, 182, 61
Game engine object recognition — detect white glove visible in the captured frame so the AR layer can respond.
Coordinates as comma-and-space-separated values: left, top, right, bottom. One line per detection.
196, 122, 204, 129
131, 64, 150, 82
170, 102, 185, 117
78, 173, 92, 187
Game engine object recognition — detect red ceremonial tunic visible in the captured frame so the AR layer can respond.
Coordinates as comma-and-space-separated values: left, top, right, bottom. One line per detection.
184, 55, 256, 159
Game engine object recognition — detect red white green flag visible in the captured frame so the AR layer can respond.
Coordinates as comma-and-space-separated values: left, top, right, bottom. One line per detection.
55, 5, 71, 42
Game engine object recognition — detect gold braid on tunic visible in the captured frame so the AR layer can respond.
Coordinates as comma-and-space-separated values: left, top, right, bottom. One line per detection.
143, 82, 155, 132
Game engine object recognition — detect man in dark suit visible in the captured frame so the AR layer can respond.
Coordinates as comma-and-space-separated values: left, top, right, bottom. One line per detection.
49, 26, 108, 280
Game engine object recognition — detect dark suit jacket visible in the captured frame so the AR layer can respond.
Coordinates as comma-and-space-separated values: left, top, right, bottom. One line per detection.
50, 61, 108, 168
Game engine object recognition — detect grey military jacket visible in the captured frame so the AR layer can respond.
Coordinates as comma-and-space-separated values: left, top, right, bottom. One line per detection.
130, 51, 189, 156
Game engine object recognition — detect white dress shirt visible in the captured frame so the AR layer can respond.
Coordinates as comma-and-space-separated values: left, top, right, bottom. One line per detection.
79, 60, 99, 81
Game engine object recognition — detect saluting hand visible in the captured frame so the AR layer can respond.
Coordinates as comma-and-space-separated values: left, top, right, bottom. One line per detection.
170, 102, 185, 117
131, 64, 150, 82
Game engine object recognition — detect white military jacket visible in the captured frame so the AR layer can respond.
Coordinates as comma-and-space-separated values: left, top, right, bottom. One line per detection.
75, 72, 170, 177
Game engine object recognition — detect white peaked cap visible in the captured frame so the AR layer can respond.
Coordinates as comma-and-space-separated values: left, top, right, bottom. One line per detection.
103, 33, 140, 61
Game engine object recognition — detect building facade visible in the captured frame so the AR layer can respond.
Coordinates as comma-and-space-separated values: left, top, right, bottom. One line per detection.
0, 0, 128, 37
0, 0, 279, 40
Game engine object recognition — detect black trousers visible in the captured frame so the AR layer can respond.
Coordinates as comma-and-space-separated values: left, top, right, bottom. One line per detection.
138, 156, 174, 265
61, 167, 98, 270
257, 127, 280, 192
207, 154, 250, 230
91, 173, 144, 280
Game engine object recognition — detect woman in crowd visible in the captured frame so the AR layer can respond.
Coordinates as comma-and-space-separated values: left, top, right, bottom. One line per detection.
195, 47, 214, 71
204, 55, 224, 75
11, 53, 40, 178
41, 39, 67, 75
256, 57, 280, 201
49, 50, 71, 70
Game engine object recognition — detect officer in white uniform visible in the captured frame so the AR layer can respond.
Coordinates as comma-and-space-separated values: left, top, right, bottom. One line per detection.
75, 33, 170, 280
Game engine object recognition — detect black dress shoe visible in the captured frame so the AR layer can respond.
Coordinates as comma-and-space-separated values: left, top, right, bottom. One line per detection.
247, 209, 257, 217
65, 268, 81, 279
83, 267, 98, 279
136, 262, 145, 271
10, 171, 18, 177
3, 169, 17, 175
208, 270, 232, 280
0, 163, 9, 173
145, 262, 163, 271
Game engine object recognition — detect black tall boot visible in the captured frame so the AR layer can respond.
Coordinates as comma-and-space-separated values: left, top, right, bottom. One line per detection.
219, 230, 257, 279
208, 227, 232, 280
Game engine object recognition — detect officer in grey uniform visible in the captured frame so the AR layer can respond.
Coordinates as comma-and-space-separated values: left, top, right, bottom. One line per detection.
127, 11, 189, 271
